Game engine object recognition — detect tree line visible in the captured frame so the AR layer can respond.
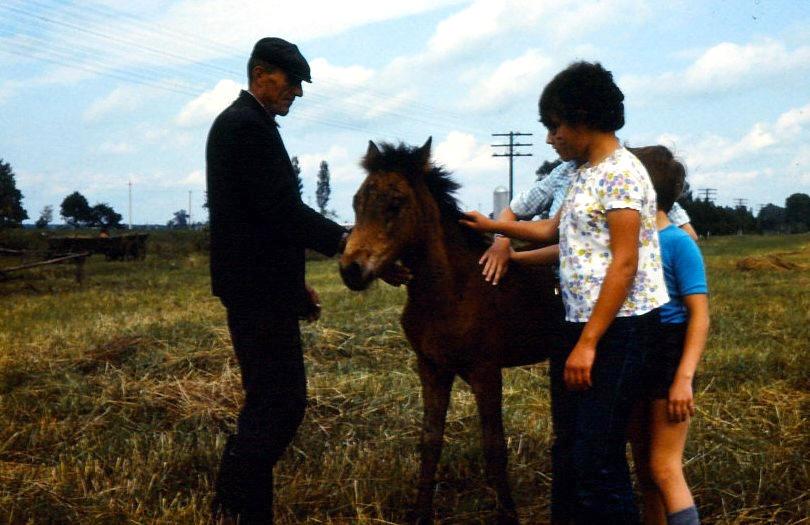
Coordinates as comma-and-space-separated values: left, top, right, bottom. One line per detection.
3, 155, 807, 233
678, 189, 810, 236
0, 156, 335, 230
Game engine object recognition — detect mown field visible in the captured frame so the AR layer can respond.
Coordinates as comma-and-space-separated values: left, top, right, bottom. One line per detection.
1, 232, 808, 524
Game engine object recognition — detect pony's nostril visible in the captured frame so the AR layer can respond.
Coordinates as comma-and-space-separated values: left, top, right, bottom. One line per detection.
340, 261, 367, 290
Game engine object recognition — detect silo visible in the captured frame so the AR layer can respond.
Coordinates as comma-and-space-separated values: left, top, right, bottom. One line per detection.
493, 186, 510, 218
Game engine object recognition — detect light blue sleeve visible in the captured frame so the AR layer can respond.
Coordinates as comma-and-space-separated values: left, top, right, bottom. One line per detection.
668, 202, 691, 226
510, 171, 558, 218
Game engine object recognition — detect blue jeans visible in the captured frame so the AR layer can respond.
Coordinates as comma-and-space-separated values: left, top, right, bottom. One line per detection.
550, 309, 658, 525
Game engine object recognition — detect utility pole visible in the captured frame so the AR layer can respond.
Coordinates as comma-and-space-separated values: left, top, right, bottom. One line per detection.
128, 181, 133, 229
188, 190, 193, 226
491, 132, 533, 200
733, 198, 749, 209
697, 188, 717, 203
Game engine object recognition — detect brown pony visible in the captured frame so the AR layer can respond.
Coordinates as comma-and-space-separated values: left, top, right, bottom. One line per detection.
339, 139, 564, 524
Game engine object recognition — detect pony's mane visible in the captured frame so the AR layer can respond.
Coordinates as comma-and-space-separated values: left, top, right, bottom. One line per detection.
363, 142, 490, 249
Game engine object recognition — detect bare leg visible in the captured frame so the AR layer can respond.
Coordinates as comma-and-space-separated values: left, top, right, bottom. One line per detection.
414, 357, 455, 524
648, 400, 694, 514
629, 402, 666, 525
467, 366, 518, 524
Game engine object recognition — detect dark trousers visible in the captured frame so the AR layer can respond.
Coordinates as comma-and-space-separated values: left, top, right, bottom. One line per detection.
550, 310, 658, 525
213, 303, 306, 524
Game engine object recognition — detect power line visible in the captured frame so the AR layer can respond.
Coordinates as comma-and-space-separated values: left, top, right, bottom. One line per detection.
491, 132, 533, 200
4, 0, 484, 134
697, 188, 717, 203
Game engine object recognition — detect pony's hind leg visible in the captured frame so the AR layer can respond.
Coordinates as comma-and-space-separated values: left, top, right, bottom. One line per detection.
467, 366, 519, 525
413, 357, 455, 524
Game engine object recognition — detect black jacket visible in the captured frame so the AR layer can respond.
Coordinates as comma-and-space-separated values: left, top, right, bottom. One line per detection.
206, 90, 345, 313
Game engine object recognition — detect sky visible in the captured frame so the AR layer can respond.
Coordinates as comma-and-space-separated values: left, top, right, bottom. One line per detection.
2, 0, 809, 226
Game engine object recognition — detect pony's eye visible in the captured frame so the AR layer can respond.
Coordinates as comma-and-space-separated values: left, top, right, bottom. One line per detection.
387, 197, 404, 215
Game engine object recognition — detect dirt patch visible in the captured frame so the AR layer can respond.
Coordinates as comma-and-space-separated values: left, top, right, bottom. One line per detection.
736, 254, 802, 271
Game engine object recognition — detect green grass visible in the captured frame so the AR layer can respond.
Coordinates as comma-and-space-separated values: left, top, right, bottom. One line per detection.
0, 233, 807, 524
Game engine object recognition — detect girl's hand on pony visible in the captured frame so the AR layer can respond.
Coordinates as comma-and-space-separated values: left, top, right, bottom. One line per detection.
460, 211, 496, 233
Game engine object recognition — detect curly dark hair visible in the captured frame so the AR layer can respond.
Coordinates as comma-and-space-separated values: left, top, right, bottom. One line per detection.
539, 61, 625, 132
628, 145, 686, 213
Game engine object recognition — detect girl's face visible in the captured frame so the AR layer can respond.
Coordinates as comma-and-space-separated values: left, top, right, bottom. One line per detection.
545, 119, 593, 163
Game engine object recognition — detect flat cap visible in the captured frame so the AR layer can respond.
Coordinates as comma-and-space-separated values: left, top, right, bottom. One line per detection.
250, 37, 311, 83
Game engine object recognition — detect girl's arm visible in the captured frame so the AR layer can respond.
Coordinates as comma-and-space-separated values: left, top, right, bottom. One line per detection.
667, 293, 710, 422
564, 208, 640, 390
460, 210, 560, 244
511, 244, 560, 266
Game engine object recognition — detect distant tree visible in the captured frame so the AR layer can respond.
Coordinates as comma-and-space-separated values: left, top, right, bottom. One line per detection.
35, 205, 54, 228
61, 191, 93, 227
316, 160, 331, 215
785, 193, 810, 233
0, 158, 28, 228
681, 198, 757, 236
535, 158, 562, 179
90, 203, 123, 228
291, 156, 304, 197
757, 203, 786, 233
167, 209, 190, 229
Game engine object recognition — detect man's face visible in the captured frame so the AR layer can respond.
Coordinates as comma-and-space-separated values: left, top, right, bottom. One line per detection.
253, 66, 303, 116
545, 119, 590, 162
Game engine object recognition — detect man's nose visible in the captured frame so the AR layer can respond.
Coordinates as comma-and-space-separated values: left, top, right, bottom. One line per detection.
293, 84, 303, 97
546, 131, 554, 145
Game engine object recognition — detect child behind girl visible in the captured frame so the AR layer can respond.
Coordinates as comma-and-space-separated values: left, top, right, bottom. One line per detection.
628, 146, 710, 525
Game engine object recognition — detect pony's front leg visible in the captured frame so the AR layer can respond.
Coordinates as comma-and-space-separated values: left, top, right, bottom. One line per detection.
413, 356, 454, 524
468, 366, 519, 525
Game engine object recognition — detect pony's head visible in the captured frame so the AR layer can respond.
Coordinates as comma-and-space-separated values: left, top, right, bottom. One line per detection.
340, 137, 446, 291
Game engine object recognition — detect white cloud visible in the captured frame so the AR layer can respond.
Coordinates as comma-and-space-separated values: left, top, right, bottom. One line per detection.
426, 0, 646, 60
175, 79, 242, 127
180, 170, 204, 186
774, 103, 810, 136
621, 39, 810, 99
309, 58, 374, 88
463, 49, 553, 111
84, 85, 162, 122
98, 141, 136, 155
11, 0, 464, 89
434, 131, 500, 173
653, 102, 810, 177
428, 0, 506, 56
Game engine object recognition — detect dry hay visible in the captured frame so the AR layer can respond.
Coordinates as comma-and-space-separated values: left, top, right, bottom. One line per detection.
736, 254, 802, 271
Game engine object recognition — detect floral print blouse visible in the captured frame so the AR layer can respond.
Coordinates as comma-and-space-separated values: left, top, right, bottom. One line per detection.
558, 147, 669, 322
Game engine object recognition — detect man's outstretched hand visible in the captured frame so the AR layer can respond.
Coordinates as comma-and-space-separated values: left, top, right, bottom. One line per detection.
304, 284, 321, 322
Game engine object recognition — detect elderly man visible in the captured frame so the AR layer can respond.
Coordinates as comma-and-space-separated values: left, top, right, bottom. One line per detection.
206, 37, 348, 523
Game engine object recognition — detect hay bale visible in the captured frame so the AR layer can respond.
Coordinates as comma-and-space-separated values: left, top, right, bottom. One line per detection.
736, 254, 800, 271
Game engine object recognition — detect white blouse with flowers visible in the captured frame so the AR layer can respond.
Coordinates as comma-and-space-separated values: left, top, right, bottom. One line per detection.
558, 147, 669, 322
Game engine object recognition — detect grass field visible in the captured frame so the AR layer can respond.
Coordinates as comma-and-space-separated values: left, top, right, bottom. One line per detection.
1, 232, 808, 524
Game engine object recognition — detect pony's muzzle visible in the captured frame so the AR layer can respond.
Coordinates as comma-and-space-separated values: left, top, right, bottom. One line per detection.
339, 260, 374, 291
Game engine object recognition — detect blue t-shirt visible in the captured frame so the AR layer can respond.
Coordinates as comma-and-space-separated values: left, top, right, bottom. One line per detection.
659, 224, 708, 324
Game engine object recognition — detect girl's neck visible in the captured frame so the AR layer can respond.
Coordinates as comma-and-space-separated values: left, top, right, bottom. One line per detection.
656, 210, 672, 230
584, 132, 621, 166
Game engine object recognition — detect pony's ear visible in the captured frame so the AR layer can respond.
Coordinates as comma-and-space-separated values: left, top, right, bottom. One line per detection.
418, 136, 432, 168
366, 140, 381, 161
